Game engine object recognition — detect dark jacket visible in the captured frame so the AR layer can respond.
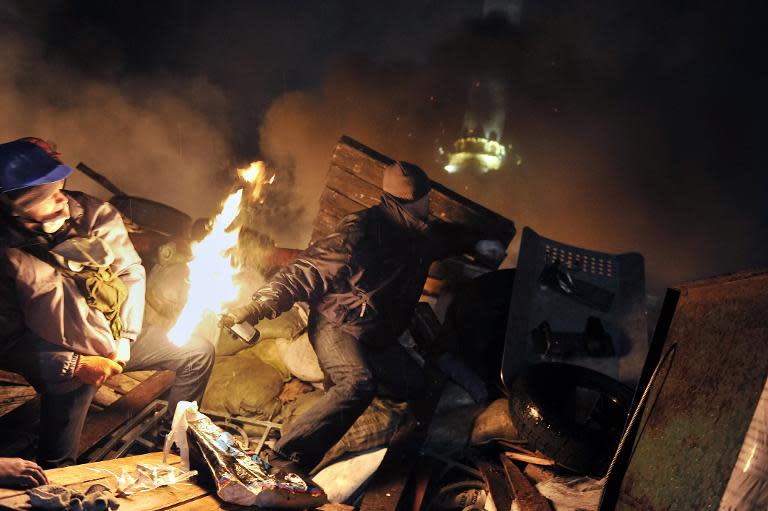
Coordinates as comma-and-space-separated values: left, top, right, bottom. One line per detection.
253, 193, 479, 346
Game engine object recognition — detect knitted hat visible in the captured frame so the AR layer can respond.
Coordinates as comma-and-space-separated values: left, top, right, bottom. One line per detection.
382, 161, 431, 201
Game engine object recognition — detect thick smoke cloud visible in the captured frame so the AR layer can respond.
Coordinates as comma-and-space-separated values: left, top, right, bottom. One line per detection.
259, 4, 768, 294
0, 12, 233, 220
2, 1, 764, 295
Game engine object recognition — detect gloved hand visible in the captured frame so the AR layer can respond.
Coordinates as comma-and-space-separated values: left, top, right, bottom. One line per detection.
28, 484, 85, 509
219, 301, 264, 328
83, 483, 120, 511
74, 354, 123, 386
114, 338, 131, 365
0, 457, 48, 488
474, 239, 507, 267
436, 352, 490, 404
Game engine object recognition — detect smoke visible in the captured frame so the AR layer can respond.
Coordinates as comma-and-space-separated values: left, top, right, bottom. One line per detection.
258, 4, 767, 293
0, 16, 233, 221
2, 1, 764, 294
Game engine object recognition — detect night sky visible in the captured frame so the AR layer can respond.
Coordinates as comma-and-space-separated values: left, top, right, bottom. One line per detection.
1, 0, 765, 294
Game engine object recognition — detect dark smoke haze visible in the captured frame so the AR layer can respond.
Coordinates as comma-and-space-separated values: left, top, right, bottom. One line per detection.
2, 1, 766, 294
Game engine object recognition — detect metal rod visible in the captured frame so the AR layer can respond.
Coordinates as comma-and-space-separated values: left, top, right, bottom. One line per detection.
75, 162, 126, 196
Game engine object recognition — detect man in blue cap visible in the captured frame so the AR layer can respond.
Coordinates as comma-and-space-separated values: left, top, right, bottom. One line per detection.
0, 138, 213, 469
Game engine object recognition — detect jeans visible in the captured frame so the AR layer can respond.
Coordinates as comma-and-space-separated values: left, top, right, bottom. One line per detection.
275, 312, 426, 471
0, 325, 214, 468
126, 324, 215, 421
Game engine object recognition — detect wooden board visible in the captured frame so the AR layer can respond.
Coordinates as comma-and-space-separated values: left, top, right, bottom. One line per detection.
0, 452, 357, 511
313, 136, 516, 247
0, 371, 29, 386
93, 384, 122, 407
500, 455, 552, 511
0, 385, 37, 417
105, 373, 144, 395
477, 460, 514, 511
0, 452, 229, 511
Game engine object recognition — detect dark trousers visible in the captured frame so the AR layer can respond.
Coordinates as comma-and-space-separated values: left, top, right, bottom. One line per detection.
126, 324, 215, 422
275, 313, 426, 471
0, 326, 214, 468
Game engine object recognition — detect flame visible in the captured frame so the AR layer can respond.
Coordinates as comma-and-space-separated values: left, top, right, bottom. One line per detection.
239, 161, 264, 184
167, 161, 272, 346
238, 161, 274, 201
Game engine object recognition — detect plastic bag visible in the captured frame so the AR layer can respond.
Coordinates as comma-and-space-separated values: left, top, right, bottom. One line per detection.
168, 401, 326, 508
112, 463, 198, 497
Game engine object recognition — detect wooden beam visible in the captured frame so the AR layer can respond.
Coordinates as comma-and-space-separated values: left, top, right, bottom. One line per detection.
77, 370, 175, 456
500, 455, 552, 511
477, 460, 514, 511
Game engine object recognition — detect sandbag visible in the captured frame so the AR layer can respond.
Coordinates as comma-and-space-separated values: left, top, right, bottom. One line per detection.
276, 333, 324, 383
183, 406, 327, 508
470, 398, 523, 446
313, 448, 388, 504
238, 339, 292, 382
201, 355, 283, 417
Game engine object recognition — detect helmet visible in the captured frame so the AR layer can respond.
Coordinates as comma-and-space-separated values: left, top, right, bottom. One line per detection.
0, 139, 73, 193
20, 137, 62, 160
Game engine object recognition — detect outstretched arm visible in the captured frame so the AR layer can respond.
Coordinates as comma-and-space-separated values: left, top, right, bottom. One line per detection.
223, 213, 365, 325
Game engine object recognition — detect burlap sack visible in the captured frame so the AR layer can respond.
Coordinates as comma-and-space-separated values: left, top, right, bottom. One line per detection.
201, 355, 283, 418
275, 333, 324, 383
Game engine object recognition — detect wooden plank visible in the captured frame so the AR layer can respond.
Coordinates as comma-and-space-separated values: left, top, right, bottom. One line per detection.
477, 460, 514, 511
126, 371, 156, 382
326, 164, 381, 209
0, 394, 40, 429
109, 480, 211, 511
0, 452, 220, 511
0, 451, 348, 511
0, 453, 178, 501
331, 139, 390, 185
105, 373, 143, 395
0, 371, 29, 385
93, 384, 122, 407
326, 164, 514, 244
158, 494, 236, 511
78, 370, 176, 456
0, 386, 36, 403
500, 455, 552, 511
331, 138, 515, 244
0, 386, 37, 417
429, 186, 516, 244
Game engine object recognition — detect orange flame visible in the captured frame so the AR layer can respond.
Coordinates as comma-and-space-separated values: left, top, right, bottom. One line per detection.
168, 161, 273, 346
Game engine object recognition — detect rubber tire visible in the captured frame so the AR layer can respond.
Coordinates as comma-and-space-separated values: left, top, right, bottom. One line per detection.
507, 362, 633, 476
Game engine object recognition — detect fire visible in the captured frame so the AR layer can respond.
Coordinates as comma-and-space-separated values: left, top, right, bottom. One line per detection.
237, 161, 274, 201
167, 161, 271, 346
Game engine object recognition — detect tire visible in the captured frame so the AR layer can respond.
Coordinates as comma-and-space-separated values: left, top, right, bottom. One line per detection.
507, 362, 633, 476
109, 195, 191, 237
